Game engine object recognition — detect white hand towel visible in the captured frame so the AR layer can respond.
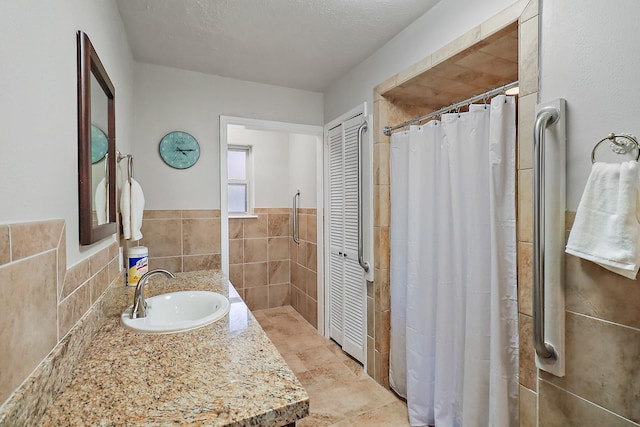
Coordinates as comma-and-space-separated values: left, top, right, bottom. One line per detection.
566, 160, 640, 279
95, 177, 107, 225
130, 178, 145, 240
120, 179, 131, 239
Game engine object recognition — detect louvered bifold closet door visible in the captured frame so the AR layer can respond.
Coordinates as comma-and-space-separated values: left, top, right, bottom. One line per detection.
327, 115, 366, 363
328, 124, 345, 344
340, 116, 366, 362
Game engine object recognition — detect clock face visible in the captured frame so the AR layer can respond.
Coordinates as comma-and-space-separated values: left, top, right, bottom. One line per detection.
91, 125, 109, 164
159, 131, 200, 169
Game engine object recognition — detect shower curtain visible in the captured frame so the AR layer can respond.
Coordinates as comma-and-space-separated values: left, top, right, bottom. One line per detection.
389, 96, 519, 427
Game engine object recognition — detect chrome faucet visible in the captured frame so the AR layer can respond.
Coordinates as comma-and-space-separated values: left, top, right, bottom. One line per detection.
130, 269, 175, 319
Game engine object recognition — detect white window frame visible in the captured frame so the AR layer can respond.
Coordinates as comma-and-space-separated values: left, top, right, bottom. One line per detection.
227, 145, 254, 216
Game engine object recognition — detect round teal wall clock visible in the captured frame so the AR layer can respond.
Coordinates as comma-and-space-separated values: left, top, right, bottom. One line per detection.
158, 131, 200, 169
91, 125, 108, 164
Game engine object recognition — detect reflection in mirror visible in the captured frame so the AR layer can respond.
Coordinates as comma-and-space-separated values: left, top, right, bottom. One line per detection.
91, 74, 109, 225
77, 31, 117, 244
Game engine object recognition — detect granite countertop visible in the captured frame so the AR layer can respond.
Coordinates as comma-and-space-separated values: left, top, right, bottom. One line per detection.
39, 270, 309, 426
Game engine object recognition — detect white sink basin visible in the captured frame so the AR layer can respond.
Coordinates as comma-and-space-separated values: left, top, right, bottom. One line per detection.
121, 290, 230, 334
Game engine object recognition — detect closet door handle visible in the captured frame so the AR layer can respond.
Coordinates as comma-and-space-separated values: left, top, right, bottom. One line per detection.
533, 106, 560, 360
293, 190, 300, 244
357, 121, 370, 273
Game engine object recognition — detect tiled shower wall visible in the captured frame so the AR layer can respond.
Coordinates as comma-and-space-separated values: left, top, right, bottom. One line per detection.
228, 208, 291, 311
0, 220, 120, 405
290, 208, 318, 328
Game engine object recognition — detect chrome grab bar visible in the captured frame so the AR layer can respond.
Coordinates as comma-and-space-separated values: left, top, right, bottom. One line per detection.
533, 107, 560, 360
357, 121, 370, 273
293, 190, 300, 244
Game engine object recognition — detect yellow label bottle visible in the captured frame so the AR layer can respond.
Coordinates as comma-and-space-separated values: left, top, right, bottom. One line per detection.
126, 246, 148, 286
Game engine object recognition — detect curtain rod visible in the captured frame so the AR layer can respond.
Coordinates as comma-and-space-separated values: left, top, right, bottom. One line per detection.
383, 80, 519, 136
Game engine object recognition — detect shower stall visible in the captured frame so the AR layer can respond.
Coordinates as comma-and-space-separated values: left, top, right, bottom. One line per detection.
220, 117, 323, 325
372, 14, 538, 427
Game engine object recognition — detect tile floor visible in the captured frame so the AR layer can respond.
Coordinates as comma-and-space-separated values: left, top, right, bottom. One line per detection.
253, 306, 411, 427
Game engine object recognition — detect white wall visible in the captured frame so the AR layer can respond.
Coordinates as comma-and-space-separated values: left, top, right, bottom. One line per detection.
228, 129, 291, 208
0, 0, 134, 266
539, 0, 640, 210
225, 129, 318, 209
324, 0, 520, 122
132, 63, 324, 210
289, 133, 318, 208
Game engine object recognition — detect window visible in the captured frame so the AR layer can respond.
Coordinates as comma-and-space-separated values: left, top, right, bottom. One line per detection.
227, 145, 252, 214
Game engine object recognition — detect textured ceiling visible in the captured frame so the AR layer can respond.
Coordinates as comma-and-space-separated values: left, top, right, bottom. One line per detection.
116, 0, 441, 92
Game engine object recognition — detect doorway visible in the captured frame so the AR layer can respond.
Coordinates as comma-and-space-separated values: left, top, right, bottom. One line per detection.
219, 116, 324, 329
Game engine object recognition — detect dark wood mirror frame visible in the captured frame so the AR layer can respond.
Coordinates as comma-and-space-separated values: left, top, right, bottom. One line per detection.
77, 31, 117, 245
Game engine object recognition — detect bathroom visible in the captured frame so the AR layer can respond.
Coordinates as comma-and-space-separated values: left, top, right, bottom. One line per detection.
1, 0, 640, 426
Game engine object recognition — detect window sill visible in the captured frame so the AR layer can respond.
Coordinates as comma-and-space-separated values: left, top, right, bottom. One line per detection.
229, 214, 259, 219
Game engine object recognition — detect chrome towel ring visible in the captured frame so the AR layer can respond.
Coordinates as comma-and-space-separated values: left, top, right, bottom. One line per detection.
591, 133, 640, 163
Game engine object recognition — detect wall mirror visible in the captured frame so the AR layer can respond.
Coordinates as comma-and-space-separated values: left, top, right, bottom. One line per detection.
77, 31, 116, 245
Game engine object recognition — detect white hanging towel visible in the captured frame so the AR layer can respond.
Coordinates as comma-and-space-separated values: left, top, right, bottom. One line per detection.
120, 178, 131, 239
130, 178, 145, 240
566, 160, 640, 279
95, 177, 107, 225
120, 177, 145, 240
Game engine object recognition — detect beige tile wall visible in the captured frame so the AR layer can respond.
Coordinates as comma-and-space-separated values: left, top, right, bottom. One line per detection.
516, 5, 540, 425
0, 220, 120, 405
369, 96, 403, 385
528, 214, 640, 426
141, 207, 319, 325
132, 209, 221, 274
290, 208, 318, 328
228, 208, 291, 311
